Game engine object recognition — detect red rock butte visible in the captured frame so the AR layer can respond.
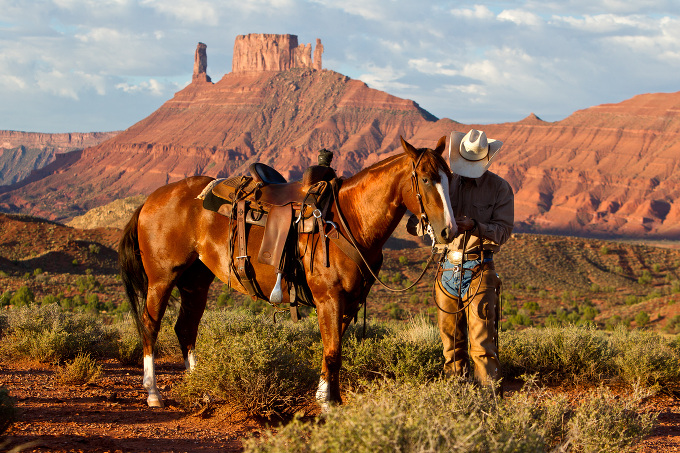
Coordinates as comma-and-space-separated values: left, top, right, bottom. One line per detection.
2, 33, 680, 239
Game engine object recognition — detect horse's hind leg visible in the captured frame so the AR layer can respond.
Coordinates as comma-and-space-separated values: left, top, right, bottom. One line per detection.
174, 260, 214, 371
141, 280, 174, 408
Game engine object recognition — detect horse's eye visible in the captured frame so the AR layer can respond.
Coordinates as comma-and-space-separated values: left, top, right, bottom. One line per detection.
421, 177, 429, 185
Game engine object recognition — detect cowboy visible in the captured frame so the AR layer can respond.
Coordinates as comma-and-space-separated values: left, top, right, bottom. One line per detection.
407, 129, 514, 385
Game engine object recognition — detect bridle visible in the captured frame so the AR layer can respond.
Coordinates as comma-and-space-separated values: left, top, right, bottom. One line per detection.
330, 151, 442, 293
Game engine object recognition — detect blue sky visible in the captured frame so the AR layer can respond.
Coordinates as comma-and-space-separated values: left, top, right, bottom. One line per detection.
1, 0, 680, 133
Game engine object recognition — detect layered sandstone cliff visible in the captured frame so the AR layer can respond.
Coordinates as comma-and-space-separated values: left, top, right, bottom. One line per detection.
232, 34, 322, 73
0, 130, 119, 150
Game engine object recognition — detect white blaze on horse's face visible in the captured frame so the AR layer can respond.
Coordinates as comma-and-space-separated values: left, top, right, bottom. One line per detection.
436, 169, 456, 237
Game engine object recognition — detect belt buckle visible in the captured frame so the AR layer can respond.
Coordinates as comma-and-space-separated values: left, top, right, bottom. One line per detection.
448, 250, 463, 265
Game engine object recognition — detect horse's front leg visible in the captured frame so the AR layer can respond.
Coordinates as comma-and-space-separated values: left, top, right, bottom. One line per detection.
316, 299, 345, 410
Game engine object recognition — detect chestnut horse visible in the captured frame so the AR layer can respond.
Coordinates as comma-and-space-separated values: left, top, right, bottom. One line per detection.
119, 136, 455, 409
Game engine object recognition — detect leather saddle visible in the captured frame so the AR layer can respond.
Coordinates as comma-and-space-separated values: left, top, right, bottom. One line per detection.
204, 162, 337, 231
199, 162, 338, 310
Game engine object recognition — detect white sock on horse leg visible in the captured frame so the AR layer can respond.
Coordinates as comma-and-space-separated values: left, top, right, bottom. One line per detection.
316, 377, 329, 412
143, 354, 164, 408
184, 349, 197, 372
269, 272, 283, 304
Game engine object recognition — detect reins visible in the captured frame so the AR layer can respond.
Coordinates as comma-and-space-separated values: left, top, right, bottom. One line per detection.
328, 153, 440, 293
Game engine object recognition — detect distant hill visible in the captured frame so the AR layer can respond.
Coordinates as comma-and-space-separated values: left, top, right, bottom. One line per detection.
2, 33, 680, 239
0, 130, 119, 186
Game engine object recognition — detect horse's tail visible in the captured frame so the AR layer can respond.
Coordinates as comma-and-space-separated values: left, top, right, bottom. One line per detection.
118, 204, 148, 338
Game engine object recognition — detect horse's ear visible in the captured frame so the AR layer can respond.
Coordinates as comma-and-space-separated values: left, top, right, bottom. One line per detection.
434, 136, 446, 155
400, 136, 419, 160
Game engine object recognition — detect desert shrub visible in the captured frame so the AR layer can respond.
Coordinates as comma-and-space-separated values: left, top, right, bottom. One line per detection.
0, 304, 117, 363
88, 243, 100, 255
341, 315, 442, 387
75, 274, 102, 293
244, 379, 654, 453
385, 302, 407, 320
567, 386, 656, 452
611, 327, 680, 390
522, 300, 539, 313
40, 294, 60, 306
635, 310, 650, 328
665, 314, 680, 334
501, 325, 680, 391
56, 353, 102, 385
580, 305, 599, 321
10, 286, 34, 307
604, 315, 626, 331
638, 270, 652, 285
624, 295, 639, 305
501, 325, 614, 383
111, 315, 143, 365
0, 387, 16, 435
174, 310, 321, 418
0, 291, 11, 307
216, 289, 235, 308
398, 255, 409, 265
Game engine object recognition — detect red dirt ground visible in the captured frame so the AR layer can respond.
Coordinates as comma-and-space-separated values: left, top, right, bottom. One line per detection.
1, 357, 679, 452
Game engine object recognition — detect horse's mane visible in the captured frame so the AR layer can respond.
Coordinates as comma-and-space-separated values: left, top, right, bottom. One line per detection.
348, 146, 452, 183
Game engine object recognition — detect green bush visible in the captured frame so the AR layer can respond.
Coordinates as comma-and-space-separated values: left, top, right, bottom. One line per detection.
10, 286, 34, 307
665, 314, 680, 334
501, 325, 680, 391
341, 316, 442, 387
638, 270, 653, 285
612, 327, 680, 390
635, 311, 650, 328
0, 387, 16, 435
0, 304, 117, 363
174, 311, 321, 418
501, 325, 615, 383
56, 353, 102, 385
244, 379, 654, 453
568, 387, 656, 452
112, 315, 143, 365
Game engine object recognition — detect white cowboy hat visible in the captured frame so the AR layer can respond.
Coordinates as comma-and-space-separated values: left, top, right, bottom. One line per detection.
448, 129, 503, 178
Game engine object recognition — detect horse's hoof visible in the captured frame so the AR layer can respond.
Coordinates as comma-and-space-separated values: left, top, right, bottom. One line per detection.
147, 394, 165, 408
318, 401, 330, 414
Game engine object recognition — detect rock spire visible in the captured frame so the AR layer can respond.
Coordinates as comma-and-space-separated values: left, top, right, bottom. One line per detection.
193, 42, 211, 82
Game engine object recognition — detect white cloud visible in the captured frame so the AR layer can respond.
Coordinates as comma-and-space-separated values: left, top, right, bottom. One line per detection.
115, 78, 168, 96
497, 9, 542, 27
408, 58, 459, 77
358, 65, 415, 92
449, 5, 495, 20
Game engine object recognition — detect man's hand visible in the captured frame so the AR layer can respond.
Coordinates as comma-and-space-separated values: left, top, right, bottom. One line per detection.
456, 216, 476, 233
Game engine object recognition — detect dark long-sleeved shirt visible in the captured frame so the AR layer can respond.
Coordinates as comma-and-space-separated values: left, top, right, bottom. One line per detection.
449, 171, 514, 253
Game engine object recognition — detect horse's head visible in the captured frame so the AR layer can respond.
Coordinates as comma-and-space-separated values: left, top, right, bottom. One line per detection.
401, 136, 456, 244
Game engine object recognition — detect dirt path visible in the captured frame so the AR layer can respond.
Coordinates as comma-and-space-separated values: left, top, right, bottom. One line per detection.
1, 358, 679, 452
1, 359, 264, 452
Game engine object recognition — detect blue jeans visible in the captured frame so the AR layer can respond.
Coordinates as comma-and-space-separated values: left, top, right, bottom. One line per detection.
441, 258, 493, 298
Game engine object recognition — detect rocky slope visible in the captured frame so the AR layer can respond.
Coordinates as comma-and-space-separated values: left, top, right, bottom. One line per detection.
1, 34, 680, 239
0, 130, 119, 186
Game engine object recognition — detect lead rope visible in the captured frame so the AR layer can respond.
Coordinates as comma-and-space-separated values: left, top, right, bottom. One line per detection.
328, 163, 438, 293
